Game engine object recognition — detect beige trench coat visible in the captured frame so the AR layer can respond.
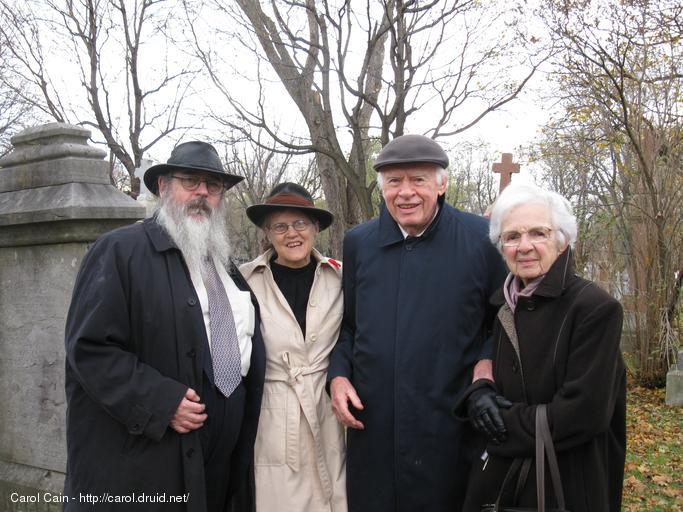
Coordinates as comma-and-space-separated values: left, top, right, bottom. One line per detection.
240, 249, 347, 512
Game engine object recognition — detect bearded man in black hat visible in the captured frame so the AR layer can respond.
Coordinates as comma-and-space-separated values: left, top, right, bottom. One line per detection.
327, 134, 507, 512
64, 141, 265, 512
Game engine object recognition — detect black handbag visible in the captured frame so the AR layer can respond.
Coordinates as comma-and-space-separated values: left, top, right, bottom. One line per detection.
481, 405, 570, 512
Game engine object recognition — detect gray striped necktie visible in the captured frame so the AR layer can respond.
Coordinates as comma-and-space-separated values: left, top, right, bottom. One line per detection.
202, 258, 242, 396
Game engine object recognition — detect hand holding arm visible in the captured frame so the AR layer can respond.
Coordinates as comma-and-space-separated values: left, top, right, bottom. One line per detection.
466, 380, 512, 443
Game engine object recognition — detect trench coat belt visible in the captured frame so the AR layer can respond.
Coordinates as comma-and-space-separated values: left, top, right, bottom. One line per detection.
269, 351, 333, 502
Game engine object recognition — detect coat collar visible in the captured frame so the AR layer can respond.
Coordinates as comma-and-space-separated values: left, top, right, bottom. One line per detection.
143, 216, 178, 253
377, 194, 446, 247
240, 247, 341, 280
491, 247, 576, 306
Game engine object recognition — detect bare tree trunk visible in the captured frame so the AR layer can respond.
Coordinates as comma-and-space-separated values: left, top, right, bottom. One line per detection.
187, 0, 540, 252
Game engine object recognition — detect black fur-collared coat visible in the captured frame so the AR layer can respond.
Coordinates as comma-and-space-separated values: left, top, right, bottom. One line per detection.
460, 249, 626, 512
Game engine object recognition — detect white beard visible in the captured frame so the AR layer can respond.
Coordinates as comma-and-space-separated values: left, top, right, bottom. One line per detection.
156, 192, 232, 275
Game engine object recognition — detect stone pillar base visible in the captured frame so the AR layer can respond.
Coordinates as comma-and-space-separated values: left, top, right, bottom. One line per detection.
0, 460, 64, 512
0, 124, 145, 510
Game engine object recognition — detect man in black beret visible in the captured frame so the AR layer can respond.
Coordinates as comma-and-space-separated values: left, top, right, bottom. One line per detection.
328, 134, 507, 512
64, 141, 265, 511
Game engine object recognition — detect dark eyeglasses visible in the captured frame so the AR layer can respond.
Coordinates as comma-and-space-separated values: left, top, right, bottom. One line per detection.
170, 174, 225, 196
267, 219, 313, 234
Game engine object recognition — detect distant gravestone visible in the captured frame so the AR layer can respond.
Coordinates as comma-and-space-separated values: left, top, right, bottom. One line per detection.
665, 348, 683, 406
492, 153, 520, 192
135, 157, 154, 197
0, 123, 145, 509
135, 157, 157, 217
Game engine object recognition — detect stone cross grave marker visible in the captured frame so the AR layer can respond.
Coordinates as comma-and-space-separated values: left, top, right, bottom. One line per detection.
492, 153, 520, 192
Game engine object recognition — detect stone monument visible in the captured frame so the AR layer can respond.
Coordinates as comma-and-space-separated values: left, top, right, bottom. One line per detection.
0, 123, 145, 510
665, 348, 683, 406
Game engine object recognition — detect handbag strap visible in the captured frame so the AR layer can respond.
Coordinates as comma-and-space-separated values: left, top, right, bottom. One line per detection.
514, 458, 532, 504
493, 457, 525, 510
535, 404, 567, 511
491, 405, 567, 511
535, 406, 546, 512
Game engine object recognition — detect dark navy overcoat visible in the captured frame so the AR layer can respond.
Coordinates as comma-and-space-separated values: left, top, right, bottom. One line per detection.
328, 196, 507, 512
64, 217, 265, 512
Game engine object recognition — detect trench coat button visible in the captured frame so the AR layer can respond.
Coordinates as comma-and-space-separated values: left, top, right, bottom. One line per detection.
525, 301, 535, 311
406, 244, 414, 251
187, 297, 197, 306
186, 448, 195, 458
131, 423, 141, 433
309, 300, 317, 307
186, 349, 196, 358
310, 333, 318, 342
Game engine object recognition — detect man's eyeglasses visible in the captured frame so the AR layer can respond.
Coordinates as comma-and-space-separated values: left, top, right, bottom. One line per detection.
170, 174, 225, 196
500, 227, 553, 247
267, 219, 313, 234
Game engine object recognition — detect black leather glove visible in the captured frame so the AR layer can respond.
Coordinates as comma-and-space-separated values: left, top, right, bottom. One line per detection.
466, 385, 512, 443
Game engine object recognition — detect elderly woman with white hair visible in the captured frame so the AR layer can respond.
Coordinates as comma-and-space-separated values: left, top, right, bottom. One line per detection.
456, 183, 626, 512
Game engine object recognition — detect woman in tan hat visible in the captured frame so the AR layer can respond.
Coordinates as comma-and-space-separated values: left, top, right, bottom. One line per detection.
239, 183, 347, 512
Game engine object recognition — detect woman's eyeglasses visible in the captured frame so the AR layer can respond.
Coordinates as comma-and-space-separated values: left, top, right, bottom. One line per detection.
500, 227, 553, 247
267, 220, 313, 234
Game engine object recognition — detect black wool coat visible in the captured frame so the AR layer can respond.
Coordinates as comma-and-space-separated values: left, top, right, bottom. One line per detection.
64, 218, 265, 512
328, 196, 507, 512
460, 249, 626, 512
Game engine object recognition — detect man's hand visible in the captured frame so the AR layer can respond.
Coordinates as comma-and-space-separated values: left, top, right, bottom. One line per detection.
170, 388, 207, 434
466, 383, 512, 444
330, 376, 365, 430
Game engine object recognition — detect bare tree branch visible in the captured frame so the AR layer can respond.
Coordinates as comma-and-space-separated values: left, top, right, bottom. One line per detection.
0, 0, 198, 196
185, 0, 539, 255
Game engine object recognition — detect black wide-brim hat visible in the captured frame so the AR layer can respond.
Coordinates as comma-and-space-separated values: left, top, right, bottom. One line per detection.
246, 182, 334, 231
373, 134, 449, 171
144, 141, 244, 195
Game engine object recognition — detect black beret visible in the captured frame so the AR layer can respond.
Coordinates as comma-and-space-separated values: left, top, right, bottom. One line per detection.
373, 134, 449, 171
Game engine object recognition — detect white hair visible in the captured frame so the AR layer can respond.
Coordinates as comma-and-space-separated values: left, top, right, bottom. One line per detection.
376, 166, 448, 190
488, 182, 577, 252
156, 180, 232, 275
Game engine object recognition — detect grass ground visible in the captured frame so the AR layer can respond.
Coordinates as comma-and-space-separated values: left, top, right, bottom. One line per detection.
622, 386, 682, 511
